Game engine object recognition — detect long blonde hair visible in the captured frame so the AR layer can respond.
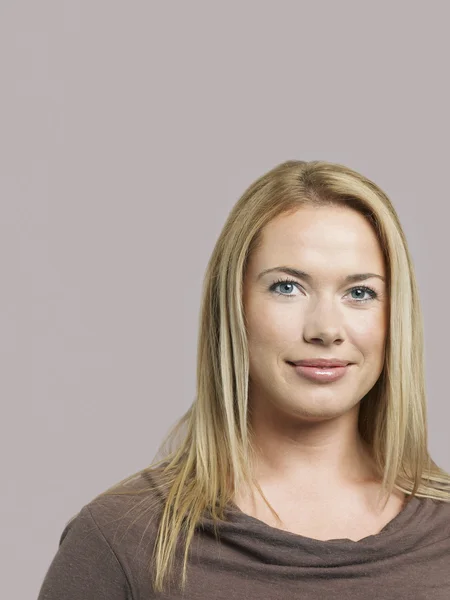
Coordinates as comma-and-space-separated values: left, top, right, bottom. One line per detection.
97, 160, 450, 593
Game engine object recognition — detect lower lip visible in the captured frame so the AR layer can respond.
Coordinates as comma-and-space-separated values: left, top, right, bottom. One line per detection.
289, 363, 351, 382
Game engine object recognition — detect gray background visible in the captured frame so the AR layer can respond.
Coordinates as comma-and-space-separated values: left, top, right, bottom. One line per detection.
1, 2, 449, 598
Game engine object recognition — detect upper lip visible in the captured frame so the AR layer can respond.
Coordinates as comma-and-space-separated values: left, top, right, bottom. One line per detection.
288, 358, 352, 367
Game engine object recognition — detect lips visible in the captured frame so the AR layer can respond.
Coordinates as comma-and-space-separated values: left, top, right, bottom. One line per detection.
289, 361, 351, 383
288, 359, 351, 368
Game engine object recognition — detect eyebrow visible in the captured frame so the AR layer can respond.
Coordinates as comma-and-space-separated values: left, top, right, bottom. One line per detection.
257, 266, 386, 284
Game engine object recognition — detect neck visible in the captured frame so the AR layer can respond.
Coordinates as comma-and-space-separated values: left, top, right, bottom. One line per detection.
247, 400, 379, 490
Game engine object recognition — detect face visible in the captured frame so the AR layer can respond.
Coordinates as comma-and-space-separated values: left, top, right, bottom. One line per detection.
243, 204, 388, 425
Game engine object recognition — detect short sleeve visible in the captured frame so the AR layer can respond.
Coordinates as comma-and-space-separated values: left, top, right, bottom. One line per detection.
37, 505, 133, 600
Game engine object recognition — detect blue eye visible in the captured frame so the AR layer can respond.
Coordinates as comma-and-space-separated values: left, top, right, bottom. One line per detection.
271, 279, 299, 296
348, 286, 378, 302
269, 278, 302, 297
269, 278, 378, 303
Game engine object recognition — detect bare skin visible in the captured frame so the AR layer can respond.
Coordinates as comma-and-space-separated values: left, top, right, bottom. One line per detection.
236, 204, 405, 541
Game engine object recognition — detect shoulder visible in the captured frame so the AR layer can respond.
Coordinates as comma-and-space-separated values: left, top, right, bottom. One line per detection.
82, 468, 165, 550
418, 495, 450, 536
38, 469, 165, 600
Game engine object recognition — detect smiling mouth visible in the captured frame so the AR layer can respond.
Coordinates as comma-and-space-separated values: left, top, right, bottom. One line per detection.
287, 361, 353, 368
287, 361, 353, 383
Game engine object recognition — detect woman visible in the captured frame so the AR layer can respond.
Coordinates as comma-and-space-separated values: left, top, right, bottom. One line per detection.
38, 160, 450, 599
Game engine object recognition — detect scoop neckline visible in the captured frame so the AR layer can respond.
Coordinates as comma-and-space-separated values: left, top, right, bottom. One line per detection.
226, 493, 421, 545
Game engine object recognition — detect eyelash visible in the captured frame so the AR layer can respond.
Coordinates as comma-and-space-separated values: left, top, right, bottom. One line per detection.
270, 277, 378, 303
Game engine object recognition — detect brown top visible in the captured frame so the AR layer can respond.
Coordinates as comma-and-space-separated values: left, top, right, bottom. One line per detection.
38, 469, 450, 599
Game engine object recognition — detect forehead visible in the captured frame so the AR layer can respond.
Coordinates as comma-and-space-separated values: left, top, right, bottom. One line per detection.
250, 205, 385, 273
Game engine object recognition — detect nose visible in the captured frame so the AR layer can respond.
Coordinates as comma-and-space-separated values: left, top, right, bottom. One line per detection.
302, 296, 345, 345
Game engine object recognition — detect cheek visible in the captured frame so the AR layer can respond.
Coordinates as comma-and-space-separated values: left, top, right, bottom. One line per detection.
246, 299, 302, 348
347, 312, 387, 356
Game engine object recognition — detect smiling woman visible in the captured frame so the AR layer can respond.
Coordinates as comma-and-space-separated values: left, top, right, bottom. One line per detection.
38, 160, 450, 600
243, 204, 388, 429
